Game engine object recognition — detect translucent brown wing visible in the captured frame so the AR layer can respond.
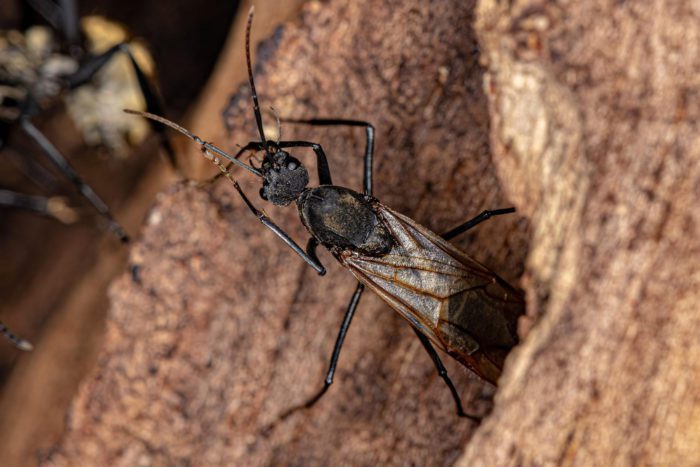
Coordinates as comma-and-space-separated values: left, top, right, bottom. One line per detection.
338, 204, 523, 385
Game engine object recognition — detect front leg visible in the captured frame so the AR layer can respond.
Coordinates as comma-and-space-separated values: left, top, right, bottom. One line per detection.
230, 179, 326, 275
195, 141, 325, 275
191, 141, 264, 187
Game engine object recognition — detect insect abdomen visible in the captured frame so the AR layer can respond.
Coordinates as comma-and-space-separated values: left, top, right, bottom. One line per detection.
437, 280, 523, 384
340, 204, 525, 386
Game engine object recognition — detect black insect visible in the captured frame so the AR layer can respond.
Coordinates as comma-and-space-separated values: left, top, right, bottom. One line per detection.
128, 7, 524, 421
0, 0, 172, 242
0, 0, 173, 352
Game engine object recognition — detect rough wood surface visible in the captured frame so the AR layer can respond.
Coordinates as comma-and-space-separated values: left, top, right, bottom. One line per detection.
0, 1, 302, 466
42, 0, 700, 465
0, 0, 236, 371
459, 1, 700, 466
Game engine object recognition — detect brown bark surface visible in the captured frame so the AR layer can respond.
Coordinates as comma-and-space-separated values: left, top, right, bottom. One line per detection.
459, 1, 700, 466
0, 1, 302, 465
43, 0, 700, 465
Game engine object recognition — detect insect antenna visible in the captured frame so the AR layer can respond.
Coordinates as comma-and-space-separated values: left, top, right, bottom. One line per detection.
123, 109, 262, 177
245, 7, 269, 153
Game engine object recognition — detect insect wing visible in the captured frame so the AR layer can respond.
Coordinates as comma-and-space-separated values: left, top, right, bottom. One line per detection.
340, 205, 523, 385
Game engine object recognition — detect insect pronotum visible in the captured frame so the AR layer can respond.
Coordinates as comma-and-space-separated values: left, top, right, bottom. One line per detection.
127, 7, 524, 422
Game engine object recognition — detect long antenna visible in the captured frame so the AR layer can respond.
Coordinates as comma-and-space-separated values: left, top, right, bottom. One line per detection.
124, 110, 262, 177
246, 7, 269, 153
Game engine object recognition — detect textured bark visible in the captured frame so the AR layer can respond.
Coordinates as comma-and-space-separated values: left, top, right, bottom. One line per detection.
0, 1, 299, 466
459, 1, 700, 466
0, 2, 221, 463
42, 0, 699, 465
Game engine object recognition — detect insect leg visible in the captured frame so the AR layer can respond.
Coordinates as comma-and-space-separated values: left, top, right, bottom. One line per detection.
412, 328, 481, 422
0, 319, 33, 351
232, 181, 325, 275
0, 189, 78, 224
277, 141, 332, 185
0, 121, 10, 148
306, 237, 322, 265
199, 146, 325, 275
441, 207, 516, 241
2, 139, 64, 192
19, 118, 129, 242
303, 282, 363, 406
279, 119, 375, 195
58, 0, 79, 46
274, 282, 364, 425
26, 0, 79, 46
66, 43, 175, 165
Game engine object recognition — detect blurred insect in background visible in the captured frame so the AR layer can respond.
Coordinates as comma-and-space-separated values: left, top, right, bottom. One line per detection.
0, 0, 171, 238
0, 0, 171, 351
129, 7, 524, 422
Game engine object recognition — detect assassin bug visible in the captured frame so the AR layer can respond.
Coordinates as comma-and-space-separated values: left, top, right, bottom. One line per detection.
0, 0, 172, 352
0, 0, 172, 243
127, 7, 524, 421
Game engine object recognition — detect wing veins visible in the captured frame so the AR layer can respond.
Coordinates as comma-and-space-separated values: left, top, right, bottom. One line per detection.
358, 252, 496, 282
348, 264, 441, 342
355, 265, 493, 300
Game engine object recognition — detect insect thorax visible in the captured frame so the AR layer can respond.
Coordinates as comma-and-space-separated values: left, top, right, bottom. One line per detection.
297, 186, 394, 256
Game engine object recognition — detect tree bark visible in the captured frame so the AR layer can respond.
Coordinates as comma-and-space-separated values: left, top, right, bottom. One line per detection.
458, 1, 700, 466
46, 0, 700, 466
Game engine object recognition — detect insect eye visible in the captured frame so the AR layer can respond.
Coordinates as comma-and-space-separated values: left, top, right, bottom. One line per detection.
287, 161, 298, 170
259, 187, 268, 200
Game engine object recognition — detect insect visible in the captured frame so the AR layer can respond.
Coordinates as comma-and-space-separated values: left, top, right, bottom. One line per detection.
127, 7, 524, 421
0, 0, 171, 243
0, 0, 173, 352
